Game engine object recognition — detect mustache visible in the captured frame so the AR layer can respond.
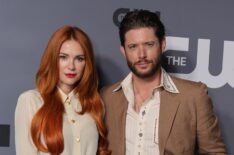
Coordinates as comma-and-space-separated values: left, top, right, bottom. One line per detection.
134, 59, 153, 65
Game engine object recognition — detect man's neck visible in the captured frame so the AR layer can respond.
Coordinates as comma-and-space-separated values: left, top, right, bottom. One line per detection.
132, 69, 161, 113
132, 69, 161, 92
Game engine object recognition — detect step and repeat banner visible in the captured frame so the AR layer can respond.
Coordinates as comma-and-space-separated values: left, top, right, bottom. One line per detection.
0, 0, 233, 154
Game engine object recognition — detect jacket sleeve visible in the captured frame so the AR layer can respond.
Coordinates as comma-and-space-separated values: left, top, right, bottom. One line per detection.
195, 83, 227, 154
15, 91, 39, 155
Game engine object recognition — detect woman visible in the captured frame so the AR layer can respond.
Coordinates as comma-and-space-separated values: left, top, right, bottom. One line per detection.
15, 25, 110, 155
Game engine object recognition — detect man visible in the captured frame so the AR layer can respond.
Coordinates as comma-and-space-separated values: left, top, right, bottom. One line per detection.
101, 10, 227, 155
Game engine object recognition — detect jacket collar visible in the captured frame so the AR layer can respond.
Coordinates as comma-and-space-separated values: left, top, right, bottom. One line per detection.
112, 68, 179, 94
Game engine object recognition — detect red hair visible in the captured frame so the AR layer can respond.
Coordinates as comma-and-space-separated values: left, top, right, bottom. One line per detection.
31, 25, 110, 155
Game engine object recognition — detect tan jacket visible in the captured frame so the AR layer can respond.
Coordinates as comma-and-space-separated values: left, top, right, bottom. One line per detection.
101, 76, 227, 155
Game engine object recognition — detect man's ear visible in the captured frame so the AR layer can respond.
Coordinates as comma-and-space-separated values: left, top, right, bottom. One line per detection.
120, 46, 126, 58
161, 37, 166, 52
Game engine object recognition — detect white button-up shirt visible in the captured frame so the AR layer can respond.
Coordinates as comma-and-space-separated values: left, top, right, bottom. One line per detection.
15, 88, 98, 155
119, 68, 179, 155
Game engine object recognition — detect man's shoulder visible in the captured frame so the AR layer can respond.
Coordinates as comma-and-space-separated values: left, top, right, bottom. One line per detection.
171, 76, 199, 86
170, 76, 208, 95
100, 80, 124, 103
100, 81, 122, 94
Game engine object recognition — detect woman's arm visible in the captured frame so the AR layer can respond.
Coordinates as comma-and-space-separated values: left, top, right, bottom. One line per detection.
15, 91, 39, 155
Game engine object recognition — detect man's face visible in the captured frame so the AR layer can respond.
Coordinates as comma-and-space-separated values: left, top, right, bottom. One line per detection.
121, 27, 165, 79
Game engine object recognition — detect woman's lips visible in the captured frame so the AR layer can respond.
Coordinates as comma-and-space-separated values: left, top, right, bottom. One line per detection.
65, 73, 76, 78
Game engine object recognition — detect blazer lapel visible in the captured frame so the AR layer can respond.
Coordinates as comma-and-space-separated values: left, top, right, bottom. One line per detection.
159, 90, 181, 155
113, 90, 128, 154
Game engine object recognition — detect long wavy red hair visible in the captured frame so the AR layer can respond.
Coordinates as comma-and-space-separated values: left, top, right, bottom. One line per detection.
31, 25, 110, 155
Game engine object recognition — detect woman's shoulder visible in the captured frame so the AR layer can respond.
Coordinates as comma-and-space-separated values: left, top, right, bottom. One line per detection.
15, 89, 43, 130
19, 89, 40, 97
17, 89, 43, 109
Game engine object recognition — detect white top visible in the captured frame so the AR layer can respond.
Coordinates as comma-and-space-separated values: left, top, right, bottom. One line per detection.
120, 68, 179, 155
15, 88, 98, 155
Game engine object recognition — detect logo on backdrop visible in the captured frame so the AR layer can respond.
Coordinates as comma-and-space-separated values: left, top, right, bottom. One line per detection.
113, 8, 160, 27
0, 124, 10, 147
163, 37, 234, 88
113, 8, 234, 88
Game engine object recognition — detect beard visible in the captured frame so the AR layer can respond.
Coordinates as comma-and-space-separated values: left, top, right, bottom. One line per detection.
126, 53, 162, 79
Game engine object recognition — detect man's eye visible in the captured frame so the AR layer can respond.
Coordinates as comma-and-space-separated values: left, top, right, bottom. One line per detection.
146, 42, 154, 47
128, 44, 136, 49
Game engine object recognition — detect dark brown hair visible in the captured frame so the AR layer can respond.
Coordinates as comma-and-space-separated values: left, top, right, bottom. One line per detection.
119, 10, 165, 46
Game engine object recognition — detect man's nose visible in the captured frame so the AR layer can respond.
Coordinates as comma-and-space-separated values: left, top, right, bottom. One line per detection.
138, 46, 146, 59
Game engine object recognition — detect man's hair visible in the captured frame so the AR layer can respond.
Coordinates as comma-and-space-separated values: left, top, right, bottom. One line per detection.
119, 9, 165, 46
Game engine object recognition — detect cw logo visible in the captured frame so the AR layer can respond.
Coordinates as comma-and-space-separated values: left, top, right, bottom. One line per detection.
113, 8, 160, 27
112, 8, 234, 88
165, 37, 234, 88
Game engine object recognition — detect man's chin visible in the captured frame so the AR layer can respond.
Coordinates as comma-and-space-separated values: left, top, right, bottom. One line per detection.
134, 71, 153, 78
133, 67, 161, 79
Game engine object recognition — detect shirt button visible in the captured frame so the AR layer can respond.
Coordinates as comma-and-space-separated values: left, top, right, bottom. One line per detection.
71, 119, 76, 123
139, 133, 143, 137
76, 137, 80, 142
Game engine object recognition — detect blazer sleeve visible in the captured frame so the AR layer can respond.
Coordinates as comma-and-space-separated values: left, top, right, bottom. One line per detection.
195, 83, 227, 154
15, 91, 39, 155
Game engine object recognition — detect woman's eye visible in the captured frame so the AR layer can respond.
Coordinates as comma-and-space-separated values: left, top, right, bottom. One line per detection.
76, 56, 85, 62
59, 55, 67, 60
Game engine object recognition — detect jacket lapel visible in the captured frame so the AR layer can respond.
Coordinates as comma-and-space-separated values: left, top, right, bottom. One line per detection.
159, 90, 181, 155
113, 90, 128, 154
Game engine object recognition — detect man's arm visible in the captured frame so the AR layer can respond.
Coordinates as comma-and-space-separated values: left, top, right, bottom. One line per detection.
196, 83, 227, 154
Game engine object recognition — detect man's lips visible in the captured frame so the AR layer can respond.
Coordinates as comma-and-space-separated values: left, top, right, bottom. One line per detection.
135, 60, 151, 68
65, 73, 77, 78
135, 59, 152, 64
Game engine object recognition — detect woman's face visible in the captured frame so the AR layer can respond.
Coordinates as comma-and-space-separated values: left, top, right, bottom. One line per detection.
57, 39, 86, 94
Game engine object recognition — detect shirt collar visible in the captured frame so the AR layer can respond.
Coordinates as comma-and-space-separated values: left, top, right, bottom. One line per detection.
160, 68, 179, 93
113, 68, 179, 94
57, 87, 76, 103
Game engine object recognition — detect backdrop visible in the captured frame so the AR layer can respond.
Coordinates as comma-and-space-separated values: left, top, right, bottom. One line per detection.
0, 0, 233, 154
